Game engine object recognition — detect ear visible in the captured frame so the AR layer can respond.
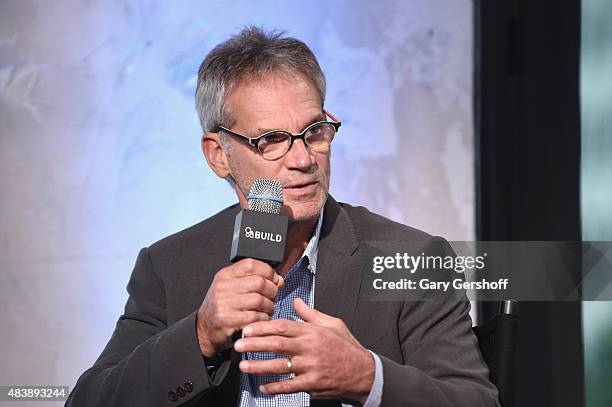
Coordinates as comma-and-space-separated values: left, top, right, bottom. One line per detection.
201, 132, 231, 179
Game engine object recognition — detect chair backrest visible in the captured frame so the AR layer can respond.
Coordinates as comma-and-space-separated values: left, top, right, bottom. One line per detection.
472, 300, 519, 407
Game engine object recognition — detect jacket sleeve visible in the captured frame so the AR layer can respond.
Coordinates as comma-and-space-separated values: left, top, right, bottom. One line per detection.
66, 247, 232, 406
377, 238, 501, 407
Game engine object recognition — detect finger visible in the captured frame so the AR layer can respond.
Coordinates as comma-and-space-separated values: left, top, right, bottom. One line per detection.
229, 258, 279, 283
239, 356, 304, 375
233, 311, 270, 330
232, 275, 279, 300
234, 335, 299, 354
276, 274, 285, 288
259, 375, 311, 395
293, 298, 335, 327
239, 293, 275, 315
243, 275, 279, 300
242, 318, 304, 338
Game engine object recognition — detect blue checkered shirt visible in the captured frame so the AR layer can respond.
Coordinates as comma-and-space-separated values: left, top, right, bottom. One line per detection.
238, 209, 384, 407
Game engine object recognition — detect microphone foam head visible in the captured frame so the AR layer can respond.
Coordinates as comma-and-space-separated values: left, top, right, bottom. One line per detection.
247, 179, 284, 214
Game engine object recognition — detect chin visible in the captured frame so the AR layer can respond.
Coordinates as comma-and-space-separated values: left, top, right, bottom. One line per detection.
283, 199, 325, 222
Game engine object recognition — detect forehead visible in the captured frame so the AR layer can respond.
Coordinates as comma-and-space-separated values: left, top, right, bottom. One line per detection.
225, 72, 323, 133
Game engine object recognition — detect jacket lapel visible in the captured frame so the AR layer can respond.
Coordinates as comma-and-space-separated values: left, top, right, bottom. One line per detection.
313, 195, 361, 330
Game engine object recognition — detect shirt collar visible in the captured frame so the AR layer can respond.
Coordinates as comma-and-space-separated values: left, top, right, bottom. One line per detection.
300, 206, 324, 275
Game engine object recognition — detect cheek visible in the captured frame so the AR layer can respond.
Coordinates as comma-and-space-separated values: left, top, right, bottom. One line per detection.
316, 153, 331, 180
232, 155, 285, 188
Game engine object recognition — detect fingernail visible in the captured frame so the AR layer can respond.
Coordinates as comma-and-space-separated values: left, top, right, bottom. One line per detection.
243, 326, 253, 336
259, 385, 267, 394
234, 339, 243, 350
274, 273, 279, 283
239, 361, 247, 370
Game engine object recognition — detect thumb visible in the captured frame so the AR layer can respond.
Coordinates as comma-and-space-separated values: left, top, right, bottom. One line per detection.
276, 274, 285, 289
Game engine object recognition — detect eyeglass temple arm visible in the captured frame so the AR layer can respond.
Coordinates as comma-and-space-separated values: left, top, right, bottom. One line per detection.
324, 109, 340, 123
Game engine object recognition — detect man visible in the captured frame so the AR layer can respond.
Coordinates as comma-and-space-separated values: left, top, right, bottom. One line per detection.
67, 27, 500, 406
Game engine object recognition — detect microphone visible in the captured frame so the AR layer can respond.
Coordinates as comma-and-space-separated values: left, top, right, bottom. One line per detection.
229, 179, 288, 344
229, 179, 288, 267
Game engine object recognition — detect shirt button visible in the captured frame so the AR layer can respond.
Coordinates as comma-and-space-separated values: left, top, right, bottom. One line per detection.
184, 381, 194, 392
168, 390, 178, 402
176, 385, 186, 397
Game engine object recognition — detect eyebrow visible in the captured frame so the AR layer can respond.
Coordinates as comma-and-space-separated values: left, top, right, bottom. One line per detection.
254, 113, 326, 135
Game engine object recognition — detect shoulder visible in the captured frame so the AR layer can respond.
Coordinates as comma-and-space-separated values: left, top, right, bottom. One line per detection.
146, 203, 239, 258
337, 201, 433, 242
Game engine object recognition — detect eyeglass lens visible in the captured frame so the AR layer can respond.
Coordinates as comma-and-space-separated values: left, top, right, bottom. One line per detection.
258, 122, 336, 159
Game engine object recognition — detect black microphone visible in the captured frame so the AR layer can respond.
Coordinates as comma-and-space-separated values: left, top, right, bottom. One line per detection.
230, 179, 288, 344
229, 179, 288, 267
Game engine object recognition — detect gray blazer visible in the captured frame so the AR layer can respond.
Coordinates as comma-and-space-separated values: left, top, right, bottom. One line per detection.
67, 195, 500, 406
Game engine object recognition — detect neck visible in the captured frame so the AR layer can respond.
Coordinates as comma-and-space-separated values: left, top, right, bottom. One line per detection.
276, 217, 317, 277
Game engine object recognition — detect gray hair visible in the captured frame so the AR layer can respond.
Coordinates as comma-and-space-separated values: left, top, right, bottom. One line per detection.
195, 26, 327, 136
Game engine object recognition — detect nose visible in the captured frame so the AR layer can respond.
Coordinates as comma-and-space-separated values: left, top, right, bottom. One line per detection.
283, 138, 315, 170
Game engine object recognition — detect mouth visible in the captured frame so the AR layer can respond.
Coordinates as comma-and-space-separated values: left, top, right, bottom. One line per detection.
284, 180, 319, 196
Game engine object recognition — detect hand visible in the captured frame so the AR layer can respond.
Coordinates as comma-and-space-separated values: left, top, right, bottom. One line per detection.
196, 258, 284, 357
234, 298, 375, 403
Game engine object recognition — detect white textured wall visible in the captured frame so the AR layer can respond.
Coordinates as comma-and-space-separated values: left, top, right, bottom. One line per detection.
0, 0, 474, 399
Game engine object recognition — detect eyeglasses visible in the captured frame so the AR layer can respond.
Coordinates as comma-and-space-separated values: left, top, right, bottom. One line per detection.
215, 110, 341, 161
